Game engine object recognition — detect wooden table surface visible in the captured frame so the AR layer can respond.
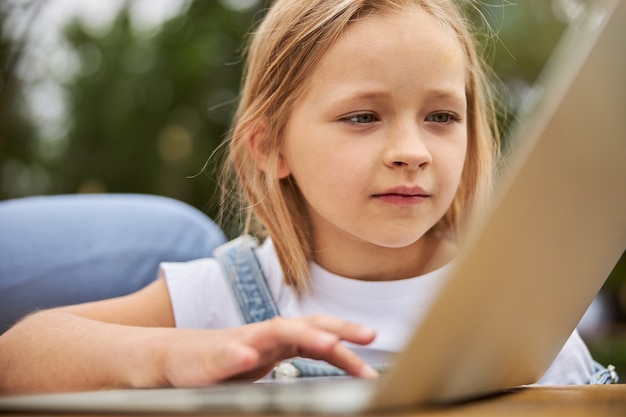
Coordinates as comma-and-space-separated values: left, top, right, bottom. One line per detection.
399, 385, 626, 417
0, 385, 624, 416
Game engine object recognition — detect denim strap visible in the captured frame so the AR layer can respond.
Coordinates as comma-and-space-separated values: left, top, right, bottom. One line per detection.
213, 235, 280, 323
589, 361, 619, 384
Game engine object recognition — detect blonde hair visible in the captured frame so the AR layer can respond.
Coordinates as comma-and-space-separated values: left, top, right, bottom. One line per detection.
220, 0, 500, 293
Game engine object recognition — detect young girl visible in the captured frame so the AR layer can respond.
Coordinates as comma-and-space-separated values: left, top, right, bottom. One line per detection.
0, 0, 609, 393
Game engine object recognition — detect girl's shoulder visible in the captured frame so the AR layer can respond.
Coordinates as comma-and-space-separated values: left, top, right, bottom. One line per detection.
159, 255, 243, 328
211, 235, 284, 282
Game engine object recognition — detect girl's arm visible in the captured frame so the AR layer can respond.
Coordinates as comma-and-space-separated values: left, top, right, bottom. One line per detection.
0, 277, 377, 394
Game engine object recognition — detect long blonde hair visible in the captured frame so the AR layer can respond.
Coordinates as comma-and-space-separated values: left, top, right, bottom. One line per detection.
220, 0, 500, 293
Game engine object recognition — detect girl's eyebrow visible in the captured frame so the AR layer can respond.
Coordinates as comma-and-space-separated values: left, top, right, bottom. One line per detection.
323, 89, 389, 104
326, 88, 466, 106
422, 88, 466, 103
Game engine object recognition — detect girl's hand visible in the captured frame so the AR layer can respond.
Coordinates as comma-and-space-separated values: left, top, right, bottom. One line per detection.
156, 315, 379, 387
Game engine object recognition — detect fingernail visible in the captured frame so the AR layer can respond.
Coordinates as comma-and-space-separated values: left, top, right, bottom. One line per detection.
360, 364, 379, 379
359, 326, 376, 339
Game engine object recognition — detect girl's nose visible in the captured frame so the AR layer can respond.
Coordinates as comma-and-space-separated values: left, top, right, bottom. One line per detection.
383, 126, 432, 170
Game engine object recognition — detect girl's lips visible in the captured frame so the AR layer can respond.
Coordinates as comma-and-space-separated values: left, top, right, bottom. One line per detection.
372, 186, 430, 205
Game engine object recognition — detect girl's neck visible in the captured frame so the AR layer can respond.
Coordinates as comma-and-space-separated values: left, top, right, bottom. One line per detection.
311, 233, 457, 282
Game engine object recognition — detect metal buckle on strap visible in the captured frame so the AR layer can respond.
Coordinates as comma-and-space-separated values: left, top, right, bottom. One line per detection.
272, 361, 301, 380
608, 364, 619, 384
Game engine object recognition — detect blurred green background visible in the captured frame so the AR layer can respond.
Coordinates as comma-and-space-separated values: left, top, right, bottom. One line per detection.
0, 0, 624, 375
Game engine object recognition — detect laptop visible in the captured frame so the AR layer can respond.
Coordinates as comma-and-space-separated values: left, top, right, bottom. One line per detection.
1, 0, 625, 413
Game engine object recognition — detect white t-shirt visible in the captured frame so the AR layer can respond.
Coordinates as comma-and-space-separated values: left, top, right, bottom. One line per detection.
161, 238, 595, 385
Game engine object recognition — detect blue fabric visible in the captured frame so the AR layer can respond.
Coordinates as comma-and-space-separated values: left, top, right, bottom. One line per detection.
589, 361, 619, 384
0, 194, 226, 333
213, 236, 280, 323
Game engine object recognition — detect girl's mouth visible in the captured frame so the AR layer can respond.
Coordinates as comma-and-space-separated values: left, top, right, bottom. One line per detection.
372, 186, 430, 205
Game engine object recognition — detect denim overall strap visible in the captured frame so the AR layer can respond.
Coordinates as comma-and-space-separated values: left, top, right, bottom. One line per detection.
589, 361, 619, 384
213, 236, 347, 379
213, 235, 280, 323
272, 359, 347, 379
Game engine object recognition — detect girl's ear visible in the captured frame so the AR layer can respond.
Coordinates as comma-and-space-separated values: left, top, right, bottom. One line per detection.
246, 121, 291, 179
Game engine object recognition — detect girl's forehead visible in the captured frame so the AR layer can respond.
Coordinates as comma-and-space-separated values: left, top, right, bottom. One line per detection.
300, 8, 467, 101
340, 7, 465, 61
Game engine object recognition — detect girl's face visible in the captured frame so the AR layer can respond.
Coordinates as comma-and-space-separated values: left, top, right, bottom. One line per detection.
277, 9, 468, 275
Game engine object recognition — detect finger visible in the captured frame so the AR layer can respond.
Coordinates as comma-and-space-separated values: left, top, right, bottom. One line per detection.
254, 316, 376, 350
303, 315, 377, 345
252, 318, 379, 378
252, 317, 339, 353
305, 342, 379, 379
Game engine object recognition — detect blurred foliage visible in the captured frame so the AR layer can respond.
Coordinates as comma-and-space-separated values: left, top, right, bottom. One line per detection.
0, 0, 624, 361
0, 1, 42, 198
1, 0, 266, 216
56, 1, 265, 215
587, 331, 626, 380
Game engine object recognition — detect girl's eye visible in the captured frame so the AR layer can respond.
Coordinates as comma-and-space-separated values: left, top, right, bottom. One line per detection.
426, 112, 459, 124
341, 113, 379, 124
